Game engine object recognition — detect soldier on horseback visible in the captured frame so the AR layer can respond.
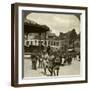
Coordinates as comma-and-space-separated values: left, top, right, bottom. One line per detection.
53, 52, 61, 76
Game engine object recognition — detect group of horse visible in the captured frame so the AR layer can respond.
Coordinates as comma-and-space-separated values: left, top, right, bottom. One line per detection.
31, 50, 79, 76
39, 52, 61, 76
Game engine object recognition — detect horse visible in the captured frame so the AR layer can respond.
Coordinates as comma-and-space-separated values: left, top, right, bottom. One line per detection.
42, 52, 52, 75
43, 52, 61, 76
64, 54, 72, 65
52, 55, 62, 76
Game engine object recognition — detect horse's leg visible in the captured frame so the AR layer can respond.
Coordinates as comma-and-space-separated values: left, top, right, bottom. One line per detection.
48, 67, 51, 75
57, 68, 59, 76
50, 70, 53, 76
40, 61, 42, 68
44, 68, 46, 74
51, 67, 55, 76
44, 65, 47, 75
48, 67, 53, 76
38, 60, 40, 68
41, 61, 43, 68
53, 69, 56, 76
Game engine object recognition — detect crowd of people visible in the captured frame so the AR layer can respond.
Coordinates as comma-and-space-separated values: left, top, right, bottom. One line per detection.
30, 46, 80, 76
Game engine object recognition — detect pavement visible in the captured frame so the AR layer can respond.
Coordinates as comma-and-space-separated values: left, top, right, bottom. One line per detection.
24, 58, 80, 77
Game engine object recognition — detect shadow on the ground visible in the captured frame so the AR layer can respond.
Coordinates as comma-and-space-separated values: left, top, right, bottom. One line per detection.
40, 71, 51, 76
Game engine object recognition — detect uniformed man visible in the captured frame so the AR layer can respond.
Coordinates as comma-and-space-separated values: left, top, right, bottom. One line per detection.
31, 54, 37, 70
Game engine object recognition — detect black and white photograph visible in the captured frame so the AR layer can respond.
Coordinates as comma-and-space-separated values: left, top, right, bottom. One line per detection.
24, 12, 80, 77
11, 3, 88, 87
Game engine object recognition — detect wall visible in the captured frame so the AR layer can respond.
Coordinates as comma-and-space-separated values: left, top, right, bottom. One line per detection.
0, 0, 89, 90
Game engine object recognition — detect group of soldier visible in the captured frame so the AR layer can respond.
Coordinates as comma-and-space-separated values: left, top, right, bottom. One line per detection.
30, 46, 80, 76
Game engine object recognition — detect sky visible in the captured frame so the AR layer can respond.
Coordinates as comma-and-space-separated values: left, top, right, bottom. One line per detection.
26, 12, 80, 36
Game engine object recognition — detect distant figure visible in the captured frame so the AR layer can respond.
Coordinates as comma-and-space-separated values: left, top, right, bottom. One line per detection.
77, 53, 80, 61
68, 55, 72, 65
53, 55, 60, 76
64, 54, 72, 65
38, 52, 43, 68
61, 54, 65, 66
31, 55, 37, 70
47, 46, 51, 55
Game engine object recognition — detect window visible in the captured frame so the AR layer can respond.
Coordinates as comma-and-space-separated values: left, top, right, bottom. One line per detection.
48, 41, 50, 45
51, 41, 53, 46
57, 42, 59, 46
54, 41, 56, 46
30, 41, 33, 45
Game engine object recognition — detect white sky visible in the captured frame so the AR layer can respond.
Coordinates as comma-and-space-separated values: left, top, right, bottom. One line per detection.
26, 13, 80, 36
